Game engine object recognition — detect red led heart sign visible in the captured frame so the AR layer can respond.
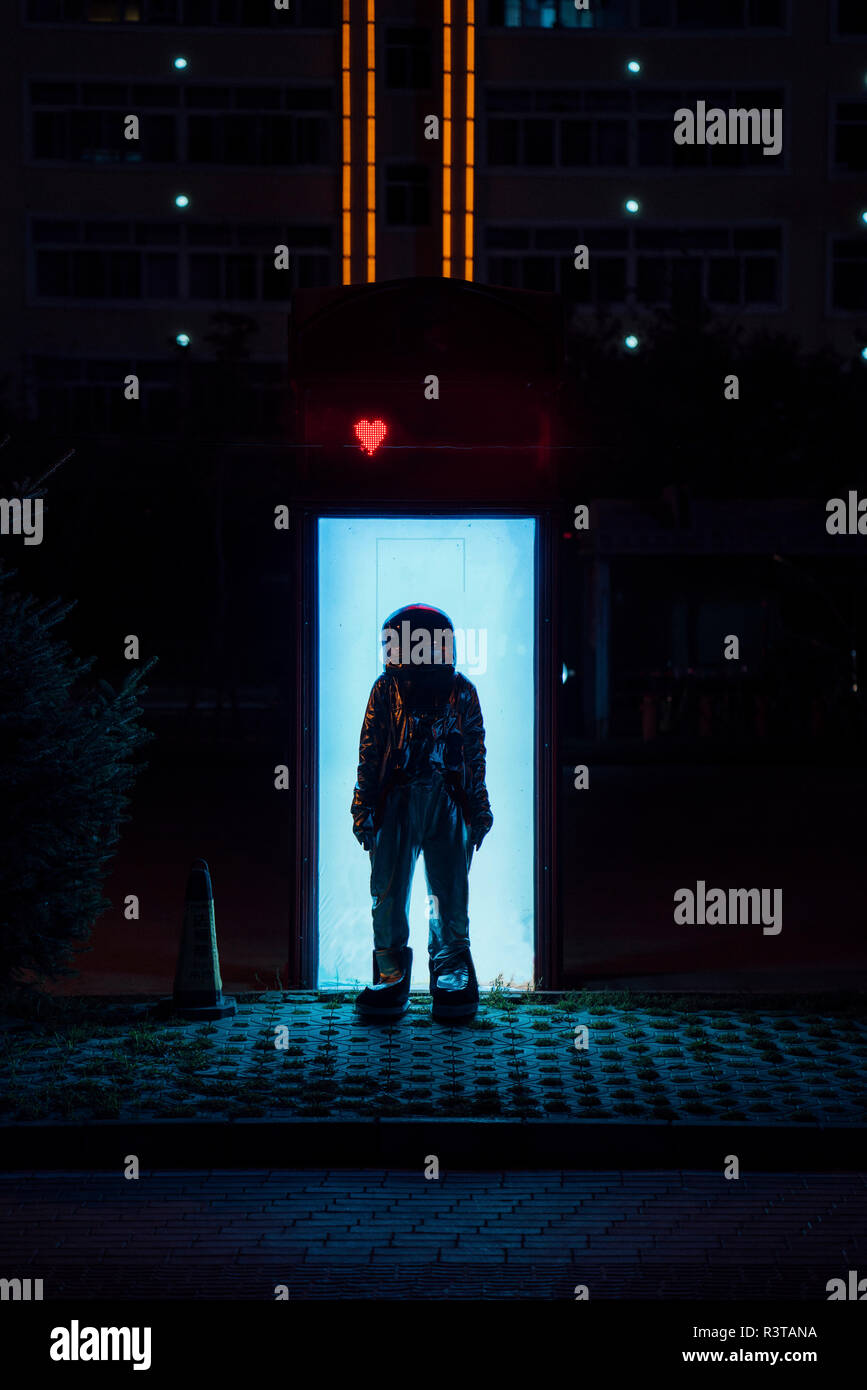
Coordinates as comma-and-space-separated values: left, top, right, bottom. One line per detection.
354, 419, 387, 455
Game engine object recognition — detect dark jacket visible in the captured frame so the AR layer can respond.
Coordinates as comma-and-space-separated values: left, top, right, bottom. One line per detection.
351, 669, 493, 845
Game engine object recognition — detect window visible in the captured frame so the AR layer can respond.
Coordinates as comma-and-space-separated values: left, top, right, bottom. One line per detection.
29, 356, 285, 437
488, 90, 629, 168
33, 108, 175, 161
486, 226, 621, 297
487, 0, 629, 28
641, 0, 785, 26
31, 218, 333, 300
834, 0, 867, 36
145, 253, 178, 296
524, 119, 555, 165
385, 28, 432, 90
633, 226, 781, 308
485, 87, 784, 170
485, 223, 783, 309
187, 112, 305, 164
488, 118, 520, 163
385, 165, 431, 226
34, 245, 144, 297
29, 80, 333, 166
831, 239, 867, 312
26, 0, 338, 25
486, 0, 785, 27
639, 87, 784, 168
833, 101, 867, 173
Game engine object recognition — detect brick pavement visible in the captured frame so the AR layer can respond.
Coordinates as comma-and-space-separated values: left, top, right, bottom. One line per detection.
3, 995, 867, 1127
1, 1169, 864, 1299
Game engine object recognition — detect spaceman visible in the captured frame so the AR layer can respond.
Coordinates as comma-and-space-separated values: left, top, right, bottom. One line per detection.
351, 603, 493, 1021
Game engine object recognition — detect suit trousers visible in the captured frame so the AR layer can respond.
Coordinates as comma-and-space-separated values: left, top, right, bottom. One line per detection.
368, 772, 473, 968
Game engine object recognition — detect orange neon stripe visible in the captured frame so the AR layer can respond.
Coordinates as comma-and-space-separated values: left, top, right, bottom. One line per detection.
366, 0, 375, 282
341, 0, 351, 284
464, 0, 475, 281
442, 0, 452, 277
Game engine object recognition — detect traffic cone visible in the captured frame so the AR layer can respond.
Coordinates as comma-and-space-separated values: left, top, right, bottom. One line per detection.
169, 859, 236, 1020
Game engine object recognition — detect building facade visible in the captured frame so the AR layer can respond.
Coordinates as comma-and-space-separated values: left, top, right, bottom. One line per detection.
2, 0, 866, 440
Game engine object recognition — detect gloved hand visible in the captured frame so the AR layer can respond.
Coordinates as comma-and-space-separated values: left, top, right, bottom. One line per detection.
469, 819, 491, 851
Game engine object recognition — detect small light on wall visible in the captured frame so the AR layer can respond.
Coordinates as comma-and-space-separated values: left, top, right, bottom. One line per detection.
625, 198, 640, 214
174, 194, 190, 209
626, 60, 641, 74
861, 209, 867, 226
861, 345, 867, 361
173, 57, 188, 70
175, 333, 191, 348
624, 334, 639, 351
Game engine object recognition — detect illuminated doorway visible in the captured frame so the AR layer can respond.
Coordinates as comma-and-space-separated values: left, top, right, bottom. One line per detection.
316, 514, 537, 989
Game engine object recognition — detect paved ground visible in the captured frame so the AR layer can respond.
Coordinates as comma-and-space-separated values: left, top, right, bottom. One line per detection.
3, 994, 866, 1126
1, 1169, 864, 1299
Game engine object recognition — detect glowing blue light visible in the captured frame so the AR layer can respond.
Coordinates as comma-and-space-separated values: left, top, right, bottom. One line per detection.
861, 346, 867, 361
175, 333, 190, 347
625, 334, 639, 350
627, 60, 641, 74
173, 57, 188, 70
625, 198, 640, 214
174, 194, 190, 208
861, 210, 867, 226
317, 515, 536, 991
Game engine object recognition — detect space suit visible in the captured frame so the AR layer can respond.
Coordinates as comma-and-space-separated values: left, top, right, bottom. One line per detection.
351, 603, 493, 1020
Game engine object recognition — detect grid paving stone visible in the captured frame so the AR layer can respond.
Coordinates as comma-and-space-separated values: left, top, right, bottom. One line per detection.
4, 998, 867, 1126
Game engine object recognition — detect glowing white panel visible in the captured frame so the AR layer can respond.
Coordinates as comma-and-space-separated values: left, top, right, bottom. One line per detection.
317, 515, 535, 990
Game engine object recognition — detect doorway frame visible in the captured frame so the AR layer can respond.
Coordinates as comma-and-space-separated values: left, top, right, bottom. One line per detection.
291, 502, 559, 989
